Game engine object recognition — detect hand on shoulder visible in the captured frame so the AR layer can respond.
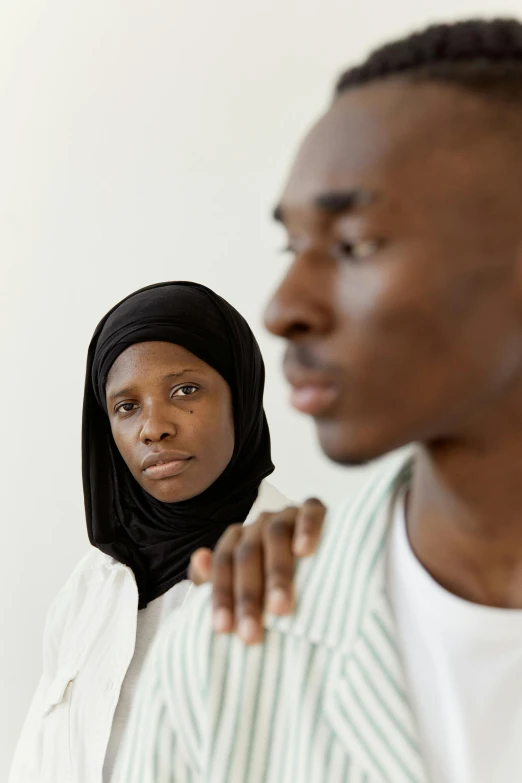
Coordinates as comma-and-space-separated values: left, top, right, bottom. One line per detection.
189, 498, 327, 644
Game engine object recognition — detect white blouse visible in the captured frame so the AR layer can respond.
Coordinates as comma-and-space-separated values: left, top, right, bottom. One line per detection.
9, 481, 290, 783
102, 580, 191, 781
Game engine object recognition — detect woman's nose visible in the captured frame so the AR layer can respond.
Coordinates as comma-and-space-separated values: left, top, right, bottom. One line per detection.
139, 406, 177, 445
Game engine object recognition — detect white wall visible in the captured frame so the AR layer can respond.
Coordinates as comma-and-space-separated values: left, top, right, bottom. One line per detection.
1, 0, 518, 774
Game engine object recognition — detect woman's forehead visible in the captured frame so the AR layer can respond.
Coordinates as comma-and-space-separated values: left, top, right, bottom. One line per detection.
106, 342, 210, 387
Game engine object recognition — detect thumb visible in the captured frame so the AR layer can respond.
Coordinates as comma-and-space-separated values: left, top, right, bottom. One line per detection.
189, 548, 213, 585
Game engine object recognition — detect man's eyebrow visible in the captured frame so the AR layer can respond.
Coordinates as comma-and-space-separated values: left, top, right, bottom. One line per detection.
315, 188, 377, 214
272, 189, 377, 224
272, 204, 284, 223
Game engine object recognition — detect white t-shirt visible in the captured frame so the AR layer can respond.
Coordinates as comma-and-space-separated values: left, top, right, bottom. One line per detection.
388, 491, 522, 783
102, 580, 192, 782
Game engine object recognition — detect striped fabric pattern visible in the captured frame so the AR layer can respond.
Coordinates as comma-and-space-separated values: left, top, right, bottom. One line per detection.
113, 453, 428, 783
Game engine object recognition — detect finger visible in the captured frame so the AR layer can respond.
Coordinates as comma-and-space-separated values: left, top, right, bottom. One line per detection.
188, 548, 213, 585
263, 507, 298, 616
292, 498, 327, 556
210, 524, 243, 634
234, 522, 265, 645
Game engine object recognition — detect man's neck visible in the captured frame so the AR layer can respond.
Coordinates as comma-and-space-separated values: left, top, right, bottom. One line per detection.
407, 433, 522, 609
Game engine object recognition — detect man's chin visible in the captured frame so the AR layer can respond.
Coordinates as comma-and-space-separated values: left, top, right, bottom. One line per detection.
315, 419, 390, 467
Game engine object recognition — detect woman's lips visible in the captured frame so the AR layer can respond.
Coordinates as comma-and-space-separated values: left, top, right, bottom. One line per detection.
143, 458, 193, 480
290, 385, 338, 416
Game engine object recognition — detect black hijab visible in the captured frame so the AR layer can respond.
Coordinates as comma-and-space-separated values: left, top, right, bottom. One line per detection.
82, 281, 274, 608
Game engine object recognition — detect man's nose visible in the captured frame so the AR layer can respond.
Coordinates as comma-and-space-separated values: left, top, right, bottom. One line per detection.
264, 254, 334, 340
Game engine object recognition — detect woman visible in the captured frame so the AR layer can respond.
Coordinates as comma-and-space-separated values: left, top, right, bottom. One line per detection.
9, 281, 297, 783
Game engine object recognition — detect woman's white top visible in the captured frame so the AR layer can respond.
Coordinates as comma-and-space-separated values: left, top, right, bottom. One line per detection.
102, 580, 190, 781
9, 480, 290, 783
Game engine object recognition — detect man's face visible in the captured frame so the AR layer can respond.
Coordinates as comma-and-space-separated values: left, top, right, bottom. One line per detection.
265, 80, 522, 464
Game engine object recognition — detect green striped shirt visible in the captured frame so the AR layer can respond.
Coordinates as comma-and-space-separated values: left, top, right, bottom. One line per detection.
113, 454, 429, 783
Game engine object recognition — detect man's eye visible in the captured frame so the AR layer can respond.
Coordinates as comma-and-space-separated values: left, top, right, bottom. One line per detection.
280, 236, 307, 256
337, 239, 380, 262
282, 237, 380, 262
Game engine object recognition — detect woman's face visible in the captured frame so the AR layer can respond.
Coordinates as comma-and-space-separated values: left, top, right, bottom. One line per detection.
105, 341, 235, 503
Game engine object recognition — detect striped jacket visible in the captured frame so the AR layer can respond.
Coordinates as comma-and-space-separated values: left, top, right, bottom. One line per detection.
113, 455, 429, 783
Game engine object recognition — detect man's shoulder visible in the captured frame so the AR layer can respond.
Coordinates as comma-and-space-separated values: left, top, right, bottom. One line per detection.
155, 452, 411, 668
265, 452, 412, 649
152, 583, 214, 686
115, 454, 416, 783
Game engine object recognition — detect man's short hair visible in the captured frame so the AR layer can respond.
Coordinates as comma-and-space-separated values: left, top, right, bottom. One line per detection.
336, 19, 522, 102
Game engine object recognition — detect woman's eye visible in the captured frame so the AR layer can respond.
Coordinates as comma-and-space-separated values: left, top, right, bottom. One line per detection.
336, 239, 380, 262
173, 385, 198, 397
116, 402, 138, 414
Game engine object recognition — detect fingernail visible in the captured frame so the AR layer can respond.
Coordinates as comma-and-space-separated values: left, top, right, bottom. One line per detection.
213, 608, 233, 633
293, 534, 311, 555
267, 588, 292, 614
238, 617, 260, 644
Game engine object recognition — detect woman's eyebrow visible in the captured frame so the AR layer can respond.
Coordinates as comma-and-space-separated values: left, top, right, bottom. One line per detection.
108, 370, 200, 401
162, 369, 199, 382
107, 384, 137, 401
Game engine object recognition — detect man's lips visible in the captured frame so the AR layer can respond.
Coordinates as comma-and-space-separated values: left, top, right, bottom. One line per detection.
284, 365, 339, 416
289, 385, 339, 415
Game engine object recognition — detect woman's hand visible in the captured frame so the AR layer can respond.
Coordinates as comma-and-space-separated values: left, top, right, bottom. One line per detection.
188, 499, 326, 645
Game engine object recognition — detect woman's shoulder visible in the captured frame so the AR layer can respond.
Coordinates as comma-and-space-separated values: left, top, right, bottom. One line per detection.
48, 547, 131, 616
62, 547, 119, 585
43, 548, 137, 651
244, 480, 294, 525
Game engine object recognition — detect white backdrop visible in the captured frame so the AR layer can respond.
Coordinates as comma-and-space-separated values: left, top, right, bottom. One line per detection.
1, 0, 517, 775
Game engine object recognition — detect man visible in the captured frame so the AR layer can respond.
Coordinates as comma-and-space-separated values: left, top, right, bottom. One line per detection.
114, 18, 522, 782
